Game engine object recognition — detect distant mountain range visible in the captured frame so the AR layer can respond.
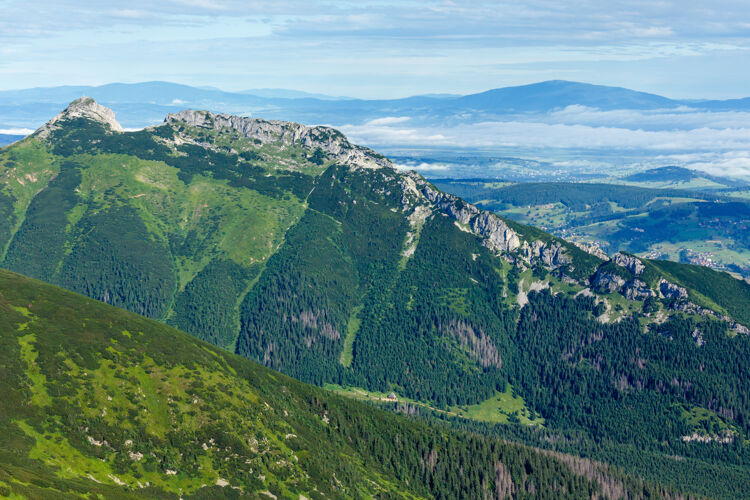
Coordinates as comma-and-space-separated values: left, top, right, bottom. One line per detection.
622, 166, 749, 188
3, 80, 750, 130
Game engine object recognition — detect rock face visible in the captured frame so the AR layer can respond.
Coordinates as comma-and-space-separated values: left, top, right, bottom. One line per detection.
613, 253, 645, 276
574, 242, 609, 261
420, 183, 521, 253
591, 270, 627, 294
658, 279, 689, 300
623, 279, 655, 301
38, 97, 123, 137
415, 181, 580, 273
522, 240, 571, 268
165, 110, 391, 170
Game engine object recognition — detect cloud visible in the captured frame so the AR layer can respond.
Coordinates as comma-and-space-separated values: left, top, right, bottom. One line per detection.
546, 105, 750, 131
662, 151, 750, 177
342, 118, 750, 152
0, 128, 34, 135
2, 1, 750, 100
365, 116, 411, 125
393, 161, 451, 172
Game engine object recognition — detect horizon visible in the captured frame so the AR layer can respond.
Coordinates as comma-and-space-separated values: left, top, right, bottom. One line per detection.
3, 1, 750, 99
2, 78, 748, 105
3, 79, 750, 180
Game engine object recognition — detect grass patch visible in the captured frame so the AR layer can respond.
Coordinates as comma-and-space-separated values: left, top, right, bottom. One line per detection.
450, 385, 544, 426
340, 304, 363, 367
18, 333, 52, 407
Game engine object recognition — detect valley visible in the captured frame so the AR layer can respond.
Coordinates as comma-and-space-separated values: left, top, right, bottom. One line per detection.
0, 99, 749, 498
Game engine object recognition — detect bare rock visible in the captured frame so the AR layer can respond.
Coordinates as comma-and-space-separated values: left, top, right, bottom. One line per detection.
591, 271, 626, 294
574, 242, 609, 261
165, 110, 390, 170
38, 97, 123, 138
623, 279, 655, 301
522, 240, 571, 268
658, 279, 689, 300
613, 253, 645, 275
420, 184, 521, 253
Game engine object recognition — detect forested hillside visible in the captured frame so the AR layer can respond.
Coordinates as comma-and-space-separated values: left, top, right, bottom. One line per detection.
2, 99, 750, 498
0, 268, 679, 498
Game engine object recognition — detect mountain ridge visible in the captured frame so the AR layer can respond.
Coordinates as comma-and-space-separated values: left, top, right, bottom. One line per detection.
1, 100, 749, 498
2, 80, 749, 130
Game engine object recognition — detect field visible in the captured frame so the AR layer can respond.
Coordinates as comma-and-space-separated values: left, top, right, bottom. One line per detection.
324, 383, 545, 426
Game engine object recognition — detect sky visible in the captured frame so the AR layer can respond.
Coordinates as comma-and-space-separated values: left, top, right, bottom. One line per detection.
2, 0, 750, 99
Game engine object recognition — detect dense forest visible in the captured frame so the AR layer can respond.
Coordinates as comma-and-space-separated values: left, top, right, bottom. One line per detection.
0, 269, 677, 499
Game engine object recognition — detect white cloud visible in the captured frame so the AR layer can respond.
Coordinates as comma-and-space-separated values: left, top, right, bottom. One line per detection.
663, 151, 750, 177
546, 105, 750, 130
3, 0, 750, 98
0, 128, 33, 135
343, 118, 750, 152
365, 116, 411, 126
393, 161, 451, 172
340, 113, 750, 179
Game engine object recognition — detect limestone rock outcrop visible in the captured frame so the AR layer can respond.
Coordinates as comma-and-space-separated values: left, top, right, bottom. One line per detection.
38, 97, 123, 137
166, 110, 391, 170
613, 253, 645, 276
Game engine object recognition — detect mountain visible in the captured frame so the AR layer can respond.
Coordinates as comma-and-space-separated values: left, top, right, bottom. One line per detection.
622, 166, 749, 189
3, 80, 749, 131
450, 80, 678, 112
2, 99, 750, 497
2, 267, 666, 498
0, 134, 23, 147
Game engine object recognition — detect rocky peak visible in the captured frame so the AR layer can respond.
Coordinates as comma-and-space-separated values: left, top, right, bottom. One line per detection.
574, 242, 609, 261
419, 182, 522, 253
613, 252, 645, 275
165, 109, 391, 170
38, 97, 123, 137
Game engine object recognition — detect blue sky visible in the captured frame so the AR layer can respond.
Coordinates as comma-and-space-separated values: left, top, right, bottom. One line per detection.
2, 0, 750, 98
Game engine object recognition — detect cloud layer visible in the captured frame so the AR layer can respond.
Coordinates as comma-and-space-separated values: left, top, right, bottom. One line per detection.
340, 106, 750, 178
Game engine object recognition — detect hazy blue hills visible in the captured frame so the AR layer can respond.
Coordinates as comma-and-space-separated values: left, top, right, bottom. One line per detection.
623, 166, 749, 188
451, 80, 677, 112
3, 80, 749, 130
0, 134, 23, 147
238, 88, 350, 100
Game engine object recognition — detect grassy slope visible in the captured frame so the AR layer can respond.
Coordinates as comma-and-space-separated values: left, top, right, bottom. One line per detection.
0, 119, 321, 348
645, 258, 750, 326
0, 268, 658, 499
